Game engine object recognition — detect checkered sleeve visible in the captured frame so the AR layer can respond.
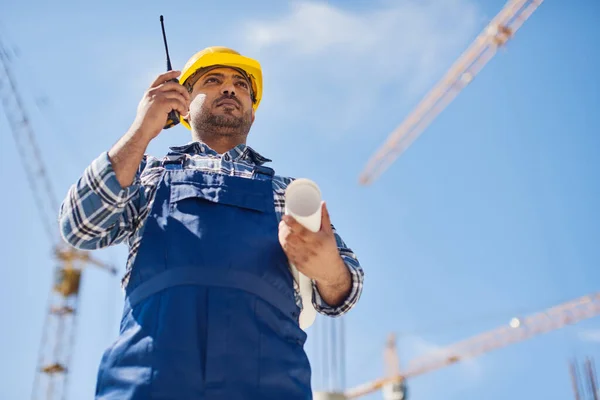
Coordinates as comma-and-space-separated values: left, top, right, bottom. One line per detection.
312, 226, 364, 317
58, 151, 146, 250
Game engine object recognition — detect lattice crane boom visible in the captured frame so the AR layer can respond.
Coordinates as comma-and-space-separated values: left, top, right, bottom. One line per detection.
358, 0, 544, 185
0, 37, 60, 243
345, 292, 600, 398
0, 35, 116, 400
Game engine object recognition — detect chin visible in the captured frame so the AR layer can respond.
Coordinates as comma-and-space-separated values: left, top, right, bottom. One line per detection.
215, 128, 243, 137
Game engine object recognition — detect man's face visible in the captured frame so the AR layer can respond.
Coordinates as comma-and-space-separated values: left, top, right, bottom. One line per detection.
187, 66, 255, 137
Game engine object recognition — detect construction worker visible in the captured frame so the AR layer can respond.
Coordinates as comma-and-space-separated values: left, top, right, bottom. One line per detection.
58, 46, 364, 399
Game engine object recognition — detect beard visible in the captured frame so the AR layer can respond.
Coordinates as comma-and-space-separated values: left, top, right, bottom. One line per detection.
190, 95, 253, 138
197, 112, 252, 136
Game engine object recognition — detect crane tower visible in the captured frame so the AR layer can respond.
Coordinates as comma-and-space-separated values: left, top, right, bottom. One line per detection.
0, 36, 117, 400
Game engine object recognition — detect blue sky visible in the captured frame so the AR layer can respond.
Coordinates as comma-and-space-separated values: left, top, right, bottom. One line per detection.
1, 0, 599, 399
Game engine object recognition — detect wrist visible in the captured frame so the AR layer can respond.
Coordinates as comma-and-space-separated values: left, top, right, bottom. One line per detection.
128, 118, 158, 144
317, 257, 350, 289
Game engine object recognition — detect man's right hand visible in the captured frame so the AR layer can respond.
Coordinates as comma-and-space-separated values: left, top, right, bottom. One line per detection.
131, 70, 191, 141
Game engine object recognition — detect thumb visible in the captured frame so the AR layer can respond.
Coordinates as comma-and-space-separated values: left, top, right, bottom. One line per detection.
320, 201, 333, 232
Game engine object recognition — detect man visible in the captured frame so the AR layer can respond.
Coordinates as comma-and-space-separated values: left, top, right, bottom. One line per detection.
58, 46, 364, 399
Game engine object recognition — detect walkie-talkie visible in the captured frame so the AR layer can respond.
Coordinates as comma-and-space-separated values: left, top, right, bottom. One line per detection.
160, 15, 180, 129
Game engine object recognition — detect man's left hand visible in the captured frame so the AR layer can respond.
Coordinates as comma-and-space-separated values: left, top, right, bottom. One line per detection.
278, 202, 350, 289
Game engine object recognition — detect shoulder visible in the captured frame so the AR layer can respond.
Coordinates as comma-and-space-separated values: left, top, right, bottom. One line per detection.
271, 174, 294, 211
140, 154, 162, 169
137, 154, 164, 185
272, 174, 295, 192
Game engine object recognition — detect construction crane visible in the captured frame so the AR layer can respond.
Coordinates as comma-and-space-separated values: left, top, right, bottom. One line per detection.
570, 357, 599, 400
0, 35, 117, 400
381, 334, 405, 400
358, 0, 545, 185
344, 291, 600, 398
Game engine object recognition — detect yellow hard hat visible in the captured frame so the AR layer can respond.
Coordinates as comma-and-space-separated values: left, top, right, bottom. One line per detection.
179, 46, 263, 129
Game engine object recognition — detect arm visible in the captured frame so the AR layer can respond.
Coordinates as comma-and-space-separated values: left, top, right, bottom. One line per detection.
312, 227, 363, 317
58, 151, 148, 250
59, 69, 190, 250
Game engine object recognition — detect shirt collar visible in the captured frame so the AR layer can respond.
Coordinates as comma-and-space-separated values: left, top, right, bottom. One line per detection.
168, 141, 272, 166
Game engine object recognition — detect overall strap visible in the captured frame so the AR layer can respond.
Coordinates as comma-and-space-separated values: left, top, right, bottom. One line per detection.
161, 153, 187, 170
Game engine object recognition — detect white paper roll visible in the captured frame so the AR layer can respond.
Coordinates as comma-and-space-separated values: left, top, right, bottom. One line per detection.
284, 178, 322, 232
284, 178, 322, 330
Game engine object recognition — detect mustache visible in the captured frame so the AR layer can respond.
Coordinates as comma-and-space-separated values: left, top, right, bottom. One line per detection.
214, 94, 241, 107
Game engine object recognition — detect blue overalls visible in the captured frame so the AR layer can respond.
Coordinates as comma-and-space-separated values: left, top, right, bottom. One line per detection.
95, 152, 312, 399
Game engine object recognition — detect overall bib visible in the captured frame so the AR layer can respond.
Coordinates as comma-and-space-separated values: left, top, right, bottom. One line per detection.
95, 153, 312, 399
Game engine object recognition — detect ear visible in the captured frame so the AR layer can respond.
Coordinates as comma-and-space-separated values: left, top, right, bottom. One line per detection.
183, 100, 191, 123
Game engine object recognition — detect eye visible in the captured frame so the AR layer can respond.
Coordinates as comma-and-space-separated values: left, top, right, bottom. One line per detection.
236, 81, 249, 89
204, 77, 219, 84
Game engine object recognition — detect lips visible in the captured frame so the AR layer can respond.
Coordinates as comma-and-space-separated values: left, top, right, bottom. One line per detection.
217, 99, 239, 108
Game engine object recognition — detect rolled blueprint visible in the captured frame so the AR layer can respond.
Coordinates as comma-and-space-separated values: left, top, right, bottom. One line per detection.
284, 178, 322, 330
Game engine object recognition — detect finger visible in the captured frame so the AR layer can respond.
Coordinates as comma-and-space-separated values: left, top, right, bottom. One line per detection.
155, 81, 191, 101
281, 236, 301, 259
159, 91, 189, 107
291, 250, 311, 267
283, 244, 306, 266
164, 99, 188, 115
150, 70, 181, 88
282, 215, 311, 237
278, 220, 292, 240
280, 220, 309, 246
287, 231, 310, 248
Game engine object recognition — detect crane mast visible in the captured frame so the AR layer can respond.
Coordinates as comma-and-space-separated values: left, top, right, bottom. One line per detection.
358, 0, 544, 185
570, 357, 599, 400
0, 36, 116, 400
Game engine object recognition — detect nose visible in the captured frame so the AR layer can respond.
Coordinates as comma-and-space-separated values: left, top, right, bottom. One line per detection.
221, 80, 236, 97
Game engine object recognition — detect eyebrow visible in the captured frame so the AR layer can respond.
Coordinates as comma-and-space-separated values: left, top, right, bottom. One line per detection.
203, 72, 249, 83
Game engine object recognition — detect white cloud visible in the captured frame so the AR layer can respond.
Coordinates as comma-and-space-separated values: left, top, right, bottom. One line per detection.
579, 329, 600, 342
240, 0, 484, 135
245, 0, 481, 77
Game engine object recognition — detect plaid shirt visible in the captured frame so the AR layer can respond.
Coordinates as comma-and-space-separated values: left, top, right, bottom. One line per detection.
58, 141, 364, 317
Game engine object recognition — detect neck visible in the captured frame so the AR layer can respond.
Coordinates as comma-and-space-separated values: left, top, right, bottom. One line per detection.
191, 131, 247, 154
